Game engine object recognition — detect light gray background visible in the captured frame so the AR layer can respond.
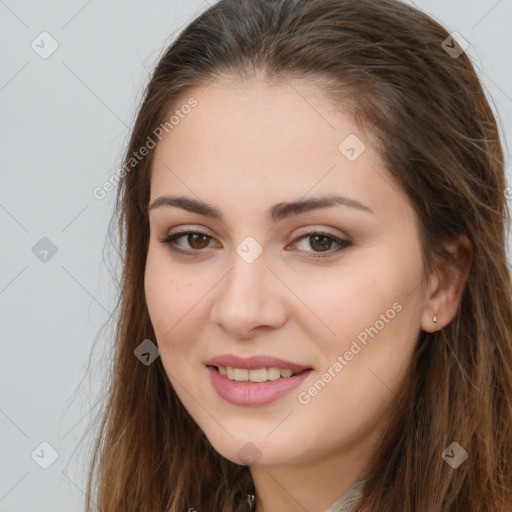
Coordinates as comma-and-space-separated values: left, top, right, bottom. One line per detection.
1, 1, 511, 510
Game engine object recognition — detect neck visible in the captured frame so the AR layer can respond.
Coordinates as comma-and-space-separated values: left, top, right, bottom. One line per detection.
249, 433, 376, 512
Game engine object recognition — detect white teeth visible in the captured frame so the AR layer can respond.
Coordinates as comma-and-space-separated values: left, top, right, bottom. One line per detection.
217, 366, 298, 382
249, 368, 267, 382
267, 367, 281, 380
233, 368, 249, 381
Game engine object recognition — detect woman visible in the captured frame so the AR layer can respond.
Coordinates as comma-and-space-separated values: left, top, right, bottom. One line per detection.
84, 0, 512, 510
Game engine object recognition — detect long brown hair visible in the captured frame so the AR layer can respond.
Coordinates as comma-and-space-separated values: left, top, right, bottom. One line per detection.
83, 0, 512, 510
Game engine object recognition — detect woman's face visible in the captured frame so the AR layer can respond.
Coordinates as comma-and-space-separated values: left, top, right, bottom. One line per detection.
145, 76, 430, 469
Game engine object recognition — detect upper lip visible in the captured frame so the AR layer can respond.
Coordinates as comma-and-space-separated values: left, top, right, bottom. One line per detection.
205, 354, 312, 374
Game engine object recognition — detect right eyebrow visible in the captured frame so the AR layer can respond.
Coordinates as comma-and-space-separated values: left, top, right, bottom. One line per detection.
148, 194, 375, 224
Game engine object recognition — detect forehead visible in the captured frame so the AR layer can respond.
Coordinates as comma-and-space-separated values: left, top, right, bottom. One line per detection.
153, 78, 364, 178
149, 76, 410, 226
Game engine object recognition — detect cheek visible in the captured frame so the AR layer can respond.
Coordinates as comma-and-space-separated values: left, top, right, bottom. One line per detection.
144, 249, 189, 351
289, 262, 413, 352
294, 279, 418, 450
144, 251, 174, 333
144, 247, 211, 379
295, 245, 423, 391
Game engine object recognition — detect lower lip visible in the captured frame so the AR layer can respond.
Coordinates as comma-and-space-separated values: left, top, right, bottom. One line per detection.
207, 366, 313, 406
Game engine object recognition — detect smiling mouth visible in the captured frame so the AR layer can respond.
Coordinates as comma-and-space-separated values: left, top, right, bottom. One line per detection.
207, 364, 315, 406
210, 365, 311, 383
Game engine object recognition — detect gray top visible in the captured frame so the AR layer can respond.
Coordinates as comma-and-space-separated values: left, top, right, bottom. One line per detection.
247, 474, 367, 512
325, 475, 367, 512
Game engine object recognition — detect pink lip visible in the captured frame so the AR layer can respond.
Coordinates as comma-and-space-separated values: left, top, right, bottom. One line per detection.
207, 366, 314, 406
204, 354, 312, 374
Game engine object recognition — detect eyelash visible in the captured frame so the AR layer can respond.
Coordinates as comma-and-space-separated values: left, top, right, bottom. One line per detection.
158, 229, 352, 259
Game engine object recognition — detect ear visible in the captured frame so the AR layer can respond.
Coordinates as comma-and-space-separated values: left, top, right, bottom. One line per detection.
421, 234, 473, 332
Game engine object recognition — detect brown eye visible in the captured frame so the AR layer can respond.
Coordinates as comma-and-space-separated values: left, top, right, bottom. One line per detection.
309, 235, 334, 252
159, 230, 215, 255
291, 231, 352, 259
186, 233, 211, 249
159, 229, 351, 259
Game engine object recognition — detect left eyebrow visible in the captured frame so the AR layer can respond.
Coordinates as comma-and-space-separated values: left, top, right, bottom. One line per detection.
148, 194, 375, 224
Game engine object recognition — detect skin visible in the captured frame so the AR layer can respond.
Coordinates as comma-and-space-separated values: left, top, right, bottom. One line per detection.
144, 75, 472, 512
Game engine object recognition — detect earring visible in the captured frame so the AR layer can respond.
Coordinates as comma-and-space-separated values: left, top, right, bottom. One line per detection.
433, 315, 437, 326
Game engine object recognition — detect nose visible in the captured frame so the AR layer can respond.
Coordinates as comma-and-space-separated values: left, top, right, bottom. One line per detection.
210, 249, 288, 339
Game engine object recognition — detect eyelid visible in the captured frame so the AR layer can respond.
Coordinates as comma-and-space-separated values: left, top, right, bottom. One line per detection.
163, 224, 349, 241
290, 224, 349, 241
158, 225, 352, 258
